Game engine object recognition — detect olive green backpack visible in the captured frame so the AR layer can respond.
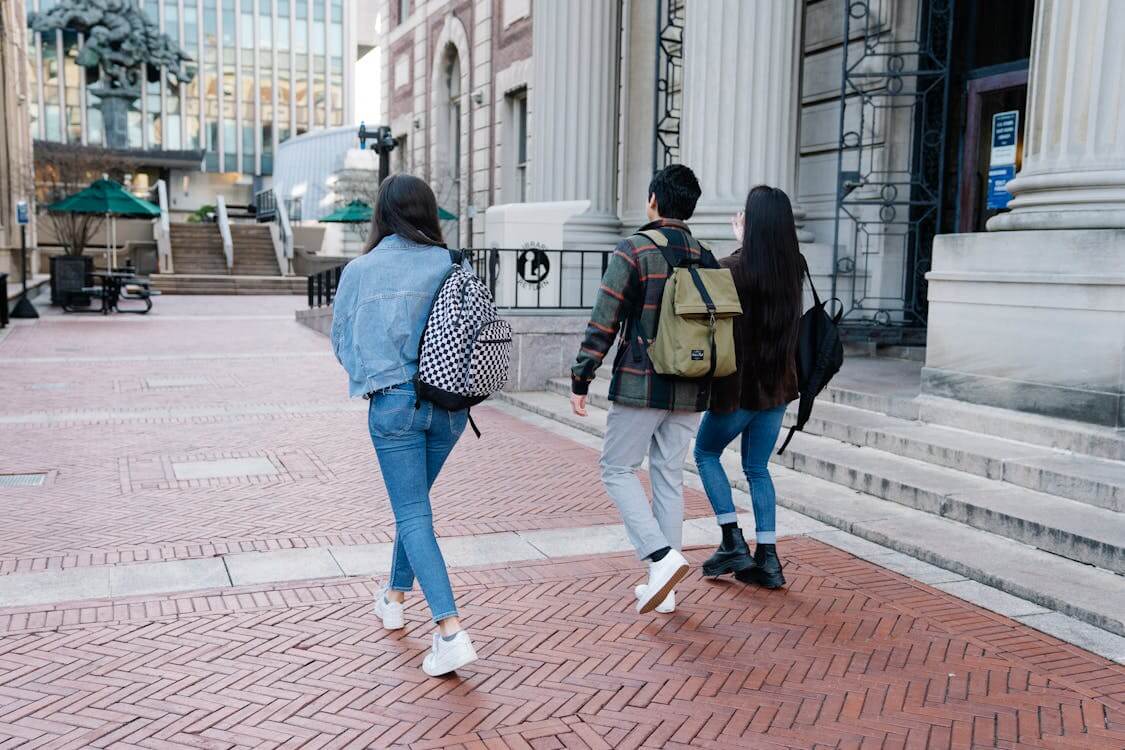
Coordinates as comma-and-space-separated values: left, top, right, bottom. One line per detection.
632, 229, 742, 380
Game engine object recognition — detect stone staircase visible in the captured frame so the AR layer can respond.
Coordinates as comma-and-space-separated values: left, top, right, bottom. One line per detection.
498, 356, 1125, 635
152, 223, 303, 295
167, 223, 228, 275
230, 225, 282, 276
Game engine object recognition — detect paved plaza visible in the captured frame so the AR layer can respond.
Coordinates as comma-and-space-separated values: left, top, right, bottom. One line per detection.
1, 298, 1124, 749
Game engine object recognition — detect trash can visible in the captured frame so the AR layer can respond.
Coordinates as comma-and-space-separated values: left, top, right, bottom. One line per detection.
1, 272, 8, 327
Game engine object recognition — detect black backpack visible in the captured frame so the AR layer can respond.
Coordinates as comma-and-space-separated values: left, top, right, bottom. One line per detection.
777, 260, 844, 455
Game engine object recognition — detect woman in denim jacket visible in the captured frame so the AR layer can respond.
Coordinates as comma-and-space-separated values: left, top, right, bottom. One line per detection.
331, 174, 477, 676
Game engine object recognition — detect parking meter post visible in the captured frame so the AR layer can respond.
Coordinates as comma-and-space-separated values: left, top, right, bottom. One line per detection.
10, 224, 39, 319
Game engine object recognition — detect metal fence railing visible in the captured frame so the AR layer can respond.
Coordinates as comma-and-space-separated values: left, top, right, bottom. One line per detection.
307, 247, 612, 311
308, 264, 344, 308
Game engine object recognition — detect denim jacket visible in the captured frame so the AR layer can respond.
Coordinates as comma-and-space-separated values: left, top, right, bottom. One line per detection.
330, 234, 464, 398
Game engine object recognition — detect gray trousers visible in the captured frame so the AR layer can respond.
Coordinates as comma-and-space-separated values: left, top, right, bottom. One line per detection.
600, 403, 700, 560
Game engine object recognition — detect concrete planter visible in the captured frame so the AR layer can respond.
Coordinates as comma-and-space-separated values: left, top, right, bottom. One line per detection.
296, 306, 592, 392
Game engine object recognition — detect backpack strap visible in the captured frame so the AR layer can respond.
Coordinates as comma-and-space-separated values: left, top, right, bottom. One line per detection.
625, 232, 669, 362
801, 254, 822, 308
448, 249, 465, 266
776, 425, 798, 456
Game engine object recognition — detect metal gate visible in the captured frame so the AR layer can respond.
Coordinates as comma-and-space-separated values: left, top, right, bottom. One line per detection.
830, 0, 955, 342
652, 0, 685, 171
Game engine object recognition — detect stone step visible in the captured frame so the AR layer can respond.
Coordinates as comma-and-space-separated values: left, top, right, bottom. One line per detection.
547, 378, 1125, 512
818, 357, 1125, 461
530, 385, 1125, 573
494, 390, 1125, 636
150, 274, 304, 295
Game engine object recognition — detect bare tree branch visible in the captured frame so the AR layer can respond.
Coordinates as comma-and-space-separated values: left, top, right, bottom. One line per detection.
34, 143, 137, 256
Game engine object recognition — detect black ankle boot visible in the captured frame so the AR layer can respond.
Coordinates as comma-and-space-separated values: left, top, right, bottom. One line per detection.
702, 527, 755, 577
736, 544, 785, 588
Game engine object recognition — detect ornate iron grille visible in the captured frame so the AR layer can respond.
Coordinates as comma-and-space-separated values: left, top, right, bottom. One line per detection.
830, 0, 955, 342
652, 0, 685, 170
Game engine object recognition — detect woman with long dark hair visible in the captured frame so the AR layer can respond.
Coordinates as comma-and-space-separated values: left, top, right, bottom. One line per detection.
693, 185, 804, 589
331, 174, 478, 676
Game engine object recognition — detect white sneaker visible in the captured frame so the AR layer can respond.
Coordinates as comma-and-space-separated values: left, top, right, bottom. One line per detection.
422, 630, 478, 677
636, 549, 690, 614
635, 584, 675, 613
373, 591, 405, 630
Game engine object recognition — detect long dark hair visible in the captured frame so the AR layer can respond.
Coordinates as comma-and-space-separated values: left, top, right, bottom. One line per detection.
365, 174, 446, 252
735, 185, 803, 394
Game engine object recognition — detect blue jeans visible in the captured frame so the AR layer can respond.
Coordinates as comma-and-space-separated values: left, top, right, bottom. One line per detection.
692, 404, 787, 544
368, 384, 468, 622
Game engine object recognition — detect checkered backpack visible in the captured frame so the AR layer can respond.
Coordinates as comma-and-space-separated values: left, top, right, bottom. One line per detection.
414, 250, 512, 435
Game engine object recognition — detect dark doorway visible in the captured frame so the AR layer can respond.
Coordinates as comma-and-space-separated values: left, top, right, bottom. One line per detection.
943, 0, 1035, 234
958, 70, 1027, 232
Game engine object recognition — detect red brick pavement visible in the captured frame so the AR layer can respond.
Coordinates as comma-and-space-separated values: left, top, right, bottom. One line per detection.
0, 404, 712, 575
0, 302, 710, 576
1, 540, 1122, 749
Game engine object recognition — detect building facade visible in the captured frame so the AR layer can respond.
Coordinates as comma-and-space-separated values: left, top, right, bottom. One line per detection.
1, 0, 36, 276
26, 0, 361, 208
377, 0, 1124, 428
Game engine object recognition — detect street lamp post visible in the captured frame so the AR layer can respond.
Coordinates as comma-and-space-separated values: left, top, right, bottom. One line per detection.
358, 121, 398, 183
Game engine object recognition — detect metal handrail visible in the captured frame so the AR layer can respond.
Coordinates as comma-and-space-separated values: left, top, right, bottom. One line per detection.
215, 196, 234, 271
154, 179, 173, 273
275, 195, 294, 275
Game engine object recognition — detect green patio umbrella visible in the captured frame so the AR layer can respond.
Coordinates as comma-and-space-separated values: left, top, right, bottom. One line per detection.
49, 178, 160, 267
438, 207, 458, 221
318, 200, 372, 223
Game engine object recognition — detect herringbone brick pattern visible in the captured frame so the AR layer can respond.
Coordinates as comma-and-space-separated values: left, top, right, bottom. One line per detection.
1, 541, 1122, 749
0, 405, 709, 575
0, 302, 710, 577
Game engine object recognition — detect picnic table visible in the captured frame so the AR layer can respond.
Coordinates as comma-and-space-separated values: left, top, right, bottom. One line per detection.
62, 268, 160, 315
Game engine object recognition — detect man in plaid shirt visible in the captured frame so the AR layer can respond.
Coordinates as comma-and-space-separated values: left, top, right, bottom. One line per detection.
570, 164, 719, 615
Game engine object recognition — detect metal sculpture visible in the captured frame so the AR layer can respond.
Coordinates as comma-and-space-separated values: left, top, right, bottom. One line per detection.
29, 0, 195, 149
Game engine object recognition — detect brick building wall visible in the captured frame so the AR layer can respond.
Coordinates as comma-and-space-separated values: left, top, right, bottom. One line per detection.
379, 0, 532, 248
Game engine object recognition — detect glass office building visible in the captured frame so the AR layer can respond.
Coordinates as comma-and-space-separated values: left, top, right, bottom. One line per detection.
26, 0, 354, 177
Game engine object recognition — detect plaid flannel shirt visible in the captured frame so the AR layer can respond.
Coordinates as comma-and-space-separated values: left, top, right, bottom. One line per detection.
571, 219, 719, 411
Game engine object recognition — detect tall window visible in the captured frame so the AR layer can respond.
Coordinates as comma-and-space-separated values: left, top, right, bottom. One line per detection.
398, 0, 409, 26
435, 44, 462, 247
395, 133, 408, 173
507, 89, 529, 202
446, 50, 461, 209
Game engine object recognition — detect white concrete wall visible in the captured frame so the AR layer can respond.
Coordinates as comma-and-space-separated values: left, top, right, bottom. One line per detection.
168, 171, 254, 213
925, 229, 1125, 427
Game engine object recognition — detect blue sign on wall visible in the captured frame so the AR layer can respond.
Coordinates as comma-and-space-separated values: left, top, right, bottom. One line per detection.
16, 200, 28, 225
987, 165, 1016, 210
987, 111, 1019, 210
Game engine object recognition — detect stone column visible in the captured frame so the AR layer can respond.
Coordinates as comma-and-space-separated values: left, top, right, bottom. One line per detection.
989, 0, 1125, 231
530, 0, 621, 245
680, 0, 809, 246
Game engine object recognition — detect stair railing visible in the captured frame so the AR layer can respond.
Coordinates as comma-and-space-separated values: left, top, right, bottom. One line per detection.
154, 179, 173, 273
215, 195, 234, 271
275, 195, 294, 275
